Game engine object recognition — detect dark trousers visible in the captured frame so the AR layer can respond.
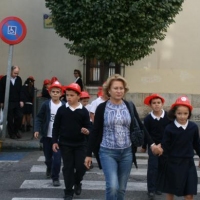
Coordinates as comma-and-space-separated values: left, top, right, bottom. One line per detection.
42, 137, 61, 181
7, 102, 23, 135
60, 144, 87, 197
147, 147, 159, 193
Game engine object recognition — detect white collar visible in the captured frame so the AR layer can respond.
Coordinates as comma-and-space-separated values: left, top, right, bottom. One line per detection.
74, 77, 80, 82
174, 120, 188, 130
66, 102, 82, 111
150, 109, 164, 120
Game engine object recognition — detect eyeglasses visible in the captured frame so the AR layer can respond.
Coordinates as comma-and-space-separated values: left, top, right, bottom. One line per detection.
74, 73, 78, 74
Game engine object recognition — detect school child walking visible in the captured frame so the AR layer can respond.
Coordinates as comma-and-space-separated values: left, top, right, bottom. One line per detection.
41, 79, 51, 99
80, 91, 91, 112
34, 81, 64, 187
141, 94, 171, 200
157, 96, 200, 200
52, 83, 91, 200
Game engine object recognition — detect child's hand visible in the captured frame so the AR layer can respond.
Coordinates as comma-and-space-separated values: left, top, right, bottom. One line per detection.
198, 160, 200, 168
34, 132, 39, 139
52, 143, 59, 152
84, 157, 92, 169
81, 127, 89, 135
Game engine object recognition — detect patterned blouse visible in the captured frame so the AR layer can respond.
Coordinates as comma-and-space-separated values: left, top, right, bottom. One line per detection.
100, 100, 131, 149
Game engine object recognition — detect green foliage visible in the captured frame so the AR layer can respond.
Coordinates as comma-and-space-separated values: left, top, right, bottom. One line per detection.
46, 0, 184, 65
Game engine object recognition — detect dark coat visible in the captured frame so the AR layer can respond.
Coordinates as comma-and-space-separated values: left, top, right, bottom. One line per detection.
75, 77, 83, 91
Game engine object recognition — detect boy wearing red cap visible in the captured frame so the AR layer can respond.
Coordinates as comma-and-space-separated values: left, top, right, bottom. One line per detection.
157, 96, 200, 200
142, 94, 171, 200
90, 83, 109, 123
52, 83, 91, 200
34, 81, 64, 187
80, 91, 91, 112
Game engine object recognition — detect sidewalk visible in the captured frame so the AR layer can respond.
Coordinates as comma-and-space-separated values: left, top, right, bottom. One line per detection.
1, 130, 40, 150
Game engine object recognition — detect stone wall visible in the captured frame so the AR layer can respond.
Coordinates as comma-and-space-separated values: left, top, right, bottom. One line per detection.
125, 93, 200, 121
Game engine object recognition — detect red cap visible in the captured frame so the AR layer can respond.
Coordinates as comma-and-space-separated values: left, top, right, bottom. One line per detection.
97, 90, 103, 97
0, 75, 4, 80
51, 76, 58, 84
80, 91, 90, 99
171, 96, 193, 111
28, 76, 35, 81
48, 81, 63, 93
43, 79, 51, 85
144, 94, 165, 106
65, 83, 81, 94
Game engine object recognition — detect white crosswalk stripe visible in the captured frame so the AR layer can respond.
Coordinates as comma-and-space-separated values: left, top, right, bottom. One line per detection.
14, 153, 200, 200
20, 180, 148, 191
12, 198, 95, 200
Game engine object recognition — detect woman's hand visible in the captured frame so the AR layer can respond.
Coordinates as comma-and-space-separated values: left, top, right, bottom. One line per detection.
84, 156, 92, 169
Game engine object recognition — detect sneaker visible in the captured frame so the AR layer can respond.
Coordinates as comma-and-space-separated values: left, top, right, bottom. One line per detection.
53, 179, 61, 187
74, 183, 82, 195
148, 192, 155, 200
46, 168, 51, 178
155, 191, 162, 195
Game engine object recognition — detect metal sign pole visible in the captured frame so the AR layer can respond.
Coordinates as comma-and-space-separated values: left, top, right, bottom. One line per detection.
1, 44, 14, 140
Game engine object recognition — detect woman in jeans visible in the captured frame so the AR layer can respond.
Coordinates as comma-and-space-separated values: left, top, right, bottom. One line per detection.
85, 74, 162, 200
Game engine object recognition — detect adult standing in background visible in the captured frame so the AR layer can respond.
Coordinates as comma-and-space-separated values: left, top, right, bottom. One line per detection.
0, 66, 24, 139
74, 69, 83, 91
20, 76, 35, 132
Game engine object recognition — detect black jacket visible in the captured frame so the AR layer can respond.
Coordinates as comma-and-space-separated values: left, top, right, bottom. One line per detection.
75, 77, 83, 91
0, 75, 23, 103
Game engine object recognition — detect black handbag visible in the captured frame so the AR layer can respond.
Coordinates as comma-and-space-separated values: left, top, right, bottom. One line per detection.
128, 101, 144, 147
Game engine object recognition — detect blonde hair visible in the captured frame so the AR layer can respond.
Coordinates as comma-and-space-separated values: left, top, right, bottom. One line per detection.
103, 74, 129, 97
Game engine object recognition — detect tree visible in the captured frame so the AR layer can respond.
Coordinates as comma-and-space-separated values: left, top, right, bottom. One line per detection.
46, 0, 184, 65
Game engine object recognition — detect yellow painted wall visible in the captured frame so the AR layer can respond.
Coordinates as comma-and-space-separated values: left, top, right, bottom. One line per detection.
126, 0, 200, 94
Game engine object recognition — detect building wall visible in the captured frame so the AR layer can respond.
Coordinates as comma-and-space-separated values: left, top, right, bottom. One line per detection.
1, 0, 200, 119
0, 0, 82, 89
126, 0, 200, 94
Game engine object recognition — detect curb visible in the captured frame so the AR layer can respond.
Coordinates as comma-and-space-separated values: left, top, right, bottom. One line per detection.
1, 138, 40, 150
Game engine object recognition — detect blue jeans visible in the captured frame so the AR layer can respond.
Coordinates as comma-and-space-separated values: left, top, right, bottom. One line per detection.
99, 146, 133, 200
42, 137, 61, 181
147, 147, 158, 193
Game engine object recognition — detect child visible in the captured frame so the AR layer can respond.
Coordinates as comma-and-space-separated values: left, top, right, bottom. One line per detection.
34, 81, 64, 187
90, 83, 108, 122
21, 76, 35, 132
41, 79, 51, 99
52, 83, 91, 200
80, 91, 91, 112
157, 96, 200, 200
141, 94, 171, 200
51, 76, 58, 84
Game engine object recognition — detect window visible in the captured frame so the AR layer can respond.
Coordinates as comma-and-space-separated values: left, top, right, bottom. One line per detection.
85, 58, 122, 86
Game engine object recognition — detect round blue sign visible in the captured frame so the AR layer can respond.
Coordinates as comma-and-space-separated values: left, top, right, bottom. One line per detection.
0, 16, 27, 45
